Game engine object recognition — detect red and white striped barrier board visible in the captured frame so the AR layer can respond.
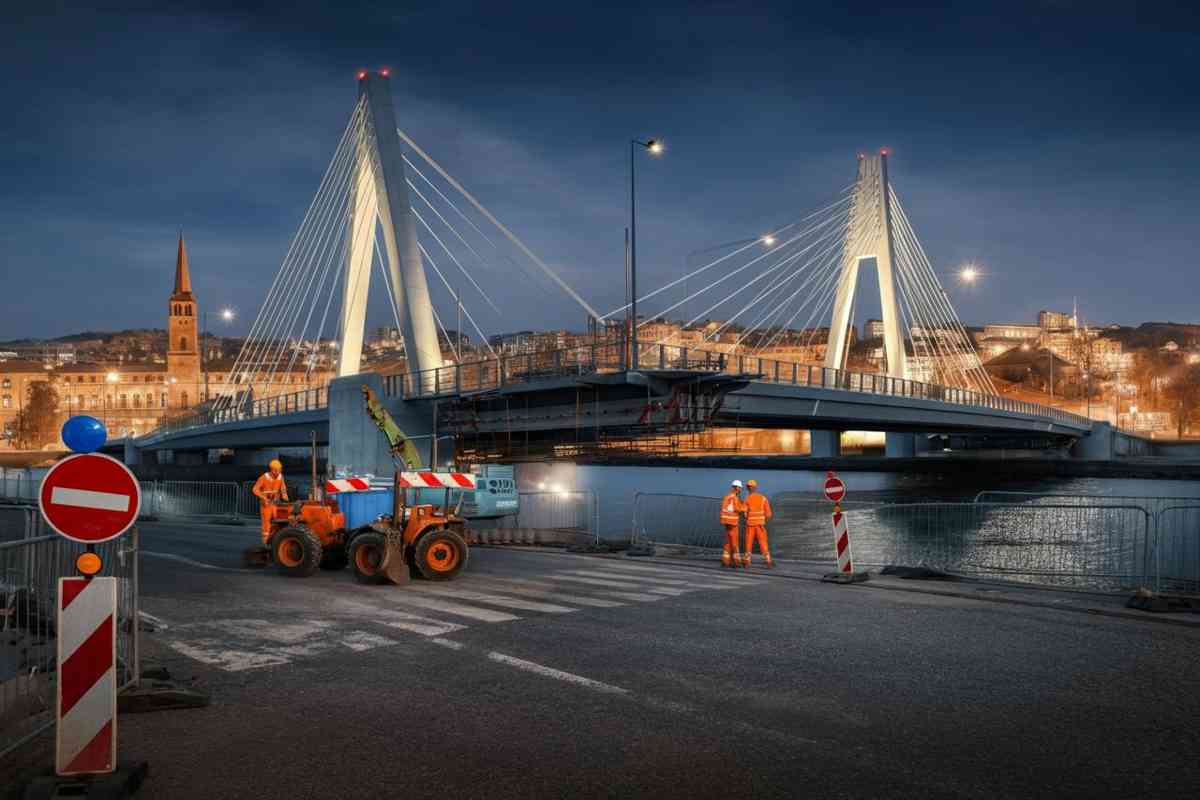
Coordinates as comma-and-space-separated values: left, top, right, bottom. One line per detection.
56, 577, 117, 776
398, 471, 477, 490
324, 477, 372, 494
832, 509, 854, 574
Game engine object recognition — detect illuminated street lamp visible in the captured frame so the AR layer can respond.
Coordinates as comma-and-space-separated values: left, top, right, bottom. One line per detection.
630, 137, 663, 369
201, 306, 236, 401
683, 234, 777, 322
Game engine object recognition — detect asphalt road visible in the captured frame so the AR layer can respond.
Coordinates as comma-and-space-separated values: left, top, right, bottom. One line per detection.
15, 519, 1200, 799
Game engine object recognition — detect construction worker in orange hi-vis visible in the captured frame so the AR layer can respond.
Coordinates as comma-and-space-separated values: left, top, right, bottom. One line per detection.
719, 479, 747, 568
742, 479, 774, 568
252, 459, 289, 545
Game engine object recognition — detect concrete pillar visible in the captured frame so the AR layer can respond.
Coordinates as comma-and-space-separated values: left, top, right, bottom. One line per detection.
123, 439, 142, 467
810, 430, 842, 458
1073, 422, 1114, 460
885, 432, 916, 458
328, 373, 438, 478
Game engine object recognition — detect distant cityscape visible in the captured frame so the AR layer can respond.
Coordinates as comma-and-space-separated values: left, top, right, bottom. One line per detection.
2, 241, 1199, 448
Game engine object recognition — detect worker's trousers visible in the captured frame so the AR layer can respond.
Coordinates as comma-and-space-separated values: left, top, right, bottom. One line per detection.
259, 503, 273, 545
743, 525, 772, 566
721, 525, 742, 566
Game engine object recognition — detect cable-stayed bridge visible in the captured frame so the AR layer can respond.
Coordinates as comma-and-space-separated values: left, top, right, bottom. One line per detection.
117, 70, 1143, 471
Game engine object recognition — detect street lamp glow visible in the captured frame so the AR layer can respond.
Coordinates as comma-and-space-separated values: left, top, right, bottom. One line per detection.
959, 266, 979, 283
762, 235, 776, 246
646, 139, 664, 155
221, 308, 235, 322
105, 371, 119, 384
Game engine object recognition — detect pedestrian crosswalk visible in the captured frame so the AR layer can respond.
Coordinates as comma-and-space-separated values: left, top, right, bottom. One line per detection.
160, 558, 767, 672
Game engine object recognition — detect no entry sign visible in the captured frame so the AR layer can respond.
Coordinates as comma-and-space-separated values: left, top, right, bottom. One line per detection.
39, 453, 141, 544
823, 472, 846, 504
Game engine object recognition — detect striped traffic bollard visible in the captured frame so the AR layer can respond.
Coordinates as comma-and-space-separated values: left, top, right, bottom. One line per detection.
821, 471, 869, 584
57, 576, 118, 775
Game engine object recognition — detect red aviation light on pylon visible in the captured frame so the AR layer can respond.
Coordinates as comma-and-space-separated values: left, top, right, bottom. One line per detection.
857, 152, 865, 160
356, 70, 367, 80
880, 147, 890, 156
379, 67, 391, 77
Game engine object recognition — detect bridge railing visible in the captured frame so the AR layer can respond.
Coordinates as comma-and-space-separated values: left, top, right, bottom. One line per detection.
145, 386, 328, 439
385, 337, 1092, 429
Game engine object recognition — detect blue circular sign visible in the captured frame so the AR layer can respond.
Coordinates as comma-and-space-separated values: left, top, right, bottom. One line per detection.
61, 415, 107, 454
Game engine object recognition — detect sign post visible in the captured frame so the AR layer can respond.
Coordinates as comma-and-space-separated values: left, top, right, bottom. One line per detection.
820, 470, 869, 584
23, 416, 148, 799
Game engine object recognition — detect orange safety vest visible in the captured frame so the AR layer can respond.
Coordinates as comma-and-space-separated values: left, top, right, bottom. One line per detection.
719, 492, 745, 526
745, 492, 772, 526
253, 472, 286, 504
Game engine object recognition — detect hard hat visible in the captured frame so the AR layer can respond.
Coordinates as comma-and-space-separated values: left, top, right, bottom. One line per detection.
746, 479, 758, 488
730, 479, 743, 488
269, 459, 283, 471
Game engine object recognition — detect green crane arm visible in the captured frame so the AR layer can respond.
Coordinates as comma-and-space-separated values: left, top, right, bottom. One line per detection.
361, 385, 424, 469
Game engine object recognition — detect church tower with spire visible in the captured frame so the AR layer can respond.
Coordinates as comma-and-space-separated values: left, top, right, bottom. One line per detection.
167, 234, 201, 408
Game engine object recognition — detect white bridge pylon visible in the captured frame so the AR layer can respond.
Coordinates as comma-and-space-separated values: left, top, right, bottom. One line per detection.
609, 150, 996, 394
826, 151, 905, 378
339, 72, 441, 378
221, 70, 602, 401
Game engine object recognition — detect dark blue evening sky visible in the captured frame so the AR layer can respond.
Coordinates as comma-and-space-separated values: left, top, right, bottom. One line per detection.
2, 1, 1197, 340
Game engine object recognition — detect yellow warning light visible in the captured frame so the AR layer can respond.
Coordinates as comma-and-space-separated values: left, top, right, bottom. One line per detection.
75, 552, 103, 576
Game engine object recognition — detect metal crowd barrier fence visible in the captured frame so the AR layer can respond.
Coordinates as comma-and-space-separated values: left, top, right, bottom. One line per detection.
631, 493, 1154, 591
0, 507, 43, 545
490, 491, 599, 546
1148, 505, 1200, 594
974, 491, 1200, 593
0, 528, 139, 761
0, 468, 49, 505
141, 481, 240, 523
631, 491, 885, 555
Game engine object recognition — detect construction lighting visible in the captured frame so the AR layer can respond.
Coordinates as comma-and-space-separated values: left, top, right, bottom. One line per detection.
75, 551, 102, 576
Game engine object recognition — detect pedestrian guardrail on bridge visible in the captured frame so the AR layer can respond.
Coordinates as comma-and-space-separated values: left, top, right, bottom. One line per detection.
384, 334, 1092, 429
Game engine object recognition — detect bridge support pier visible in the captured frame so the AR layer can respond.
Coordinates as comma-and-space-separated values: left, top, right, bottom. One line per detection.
810, 430, 842, 458
885, 432, 916, 458
1073, 422, 1114, 460
328, 373, 437, 478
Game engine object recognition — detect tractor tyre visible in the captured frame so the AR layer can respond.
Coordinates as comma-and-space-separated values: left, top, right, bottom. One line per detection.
349, 532, 389, 585
269, 527, 323, 578
415, 528, 469, 581
319, 543, 348, 571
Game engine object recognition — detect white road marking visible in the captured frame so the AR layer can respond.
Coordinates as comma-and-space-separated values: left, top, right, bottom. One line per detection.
554, 572, 689, 595
600, 561, 760, 585
539, 575, 668, 601
340, 631, 399, 652
325, 598, 469, 637
383, 594, 520, 623
431, 638, 464, 650
407, 586, 576, 614
50, 486, 129, 512
165, 618, 399, 671
140, 551, 256, 573
580, 569, 740, 591
487, 652, 629, 695
467, 577, 627, 608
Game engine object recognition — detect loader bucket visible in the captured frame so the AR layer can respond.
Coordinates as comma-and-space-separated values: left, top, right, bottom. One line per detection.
378, 539, 411, 585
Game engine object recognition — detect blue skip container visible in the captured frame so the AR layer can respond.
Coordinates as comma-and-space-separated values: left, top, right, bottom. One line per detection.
336, 489, 396, 529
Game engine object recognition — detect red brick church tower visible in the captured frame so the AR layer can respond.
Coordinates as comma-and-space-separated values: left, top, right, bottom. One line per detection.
167, 235, 201, 408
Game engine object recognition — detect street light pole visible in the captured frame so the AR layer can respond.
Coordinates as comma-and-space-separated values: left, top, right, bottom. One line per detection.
630, 138, 662, 370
